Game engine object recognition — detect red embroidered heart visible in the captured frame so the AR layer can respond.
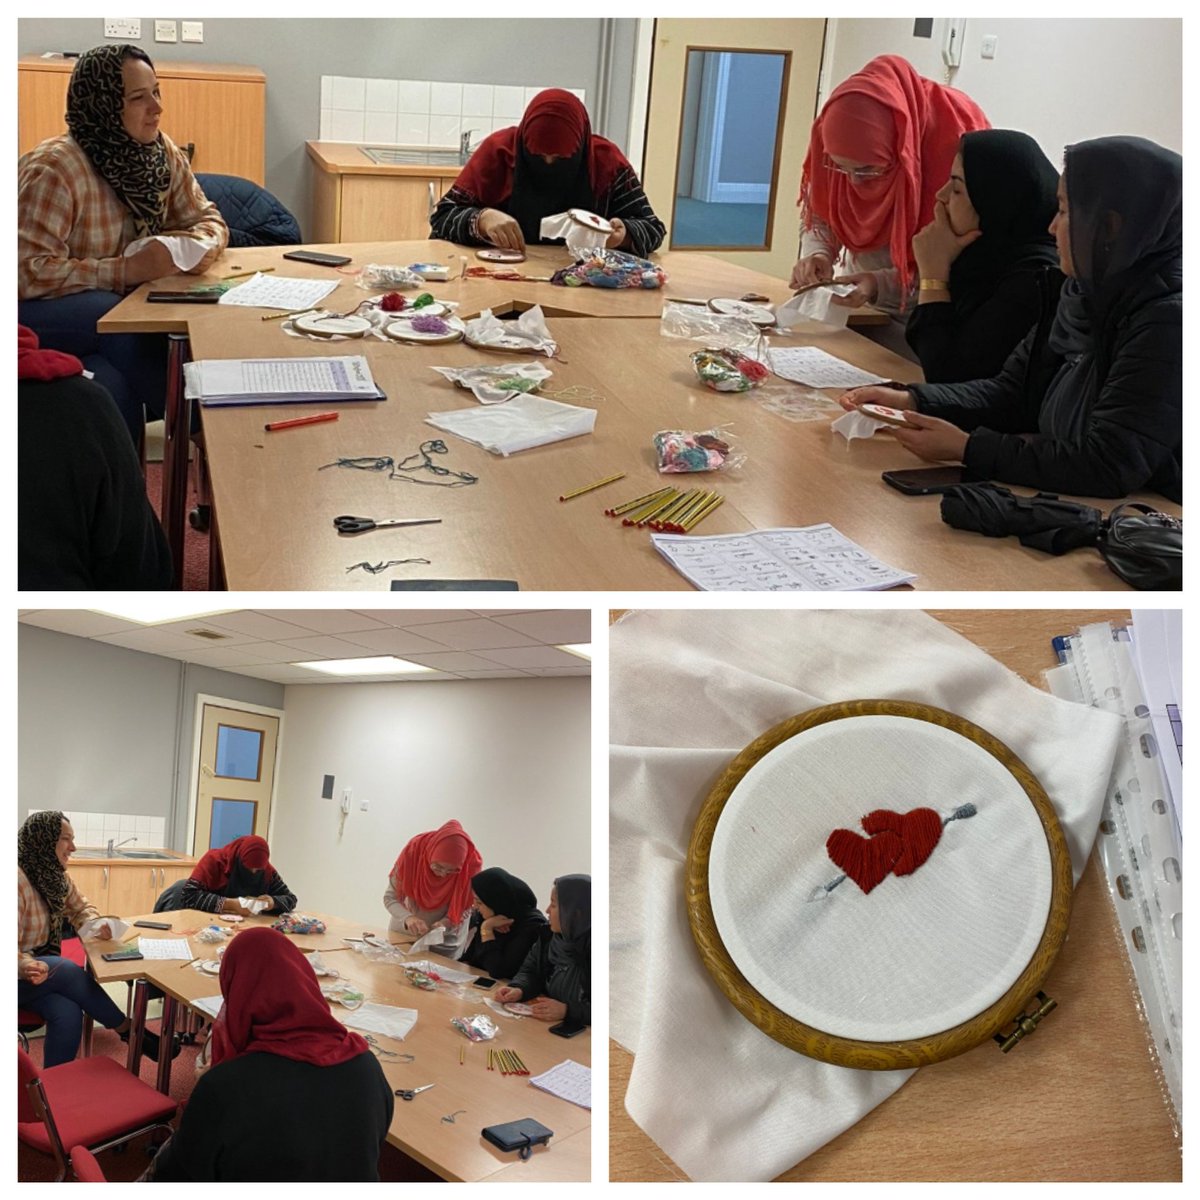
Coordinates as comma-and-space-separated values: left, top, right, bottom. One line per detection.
826, 807, 943, 894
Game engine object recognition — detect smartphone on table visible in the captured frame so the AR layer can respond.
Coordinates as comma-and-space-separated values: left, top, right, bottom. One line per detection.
548, 1019, 587, 1038
473, 976, 497, 989
282, 250, 352, 267
881, 466, 980, 495
146, 290, 221, 303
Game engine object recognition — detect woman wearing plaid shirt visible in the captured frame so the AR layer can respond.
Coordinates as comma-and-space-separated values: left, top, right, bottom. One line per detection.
17, 43, 227, 441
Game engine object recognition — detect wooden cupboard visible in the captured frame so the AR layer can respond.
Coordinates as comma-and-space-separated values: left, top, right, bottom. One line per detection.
65, 858, 197, 918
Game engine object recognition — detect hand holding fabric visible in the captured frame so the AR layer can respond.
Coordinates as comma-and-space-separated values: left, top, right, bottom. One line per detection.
890, 411, 970, 462
528, 996, 568, 1022
829, 271, 879, 308
605, 217, 629, 249
494, 985, 523, 1003
405, 916, 430, 936
790, 253, 834, 290
478, 209, 526, 252
838, 385, 916, 412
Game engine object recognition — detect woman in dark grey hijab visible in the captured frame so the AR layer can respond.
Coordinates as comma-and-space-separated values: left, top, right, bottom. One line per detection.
461, 867, 548, 980
495, 874, 590, 1026
841, 135, 1182, 502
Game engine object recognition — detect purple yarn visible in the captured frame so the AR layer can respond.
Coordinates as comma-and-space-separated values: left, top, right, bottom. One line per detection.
411, 315, 450, 334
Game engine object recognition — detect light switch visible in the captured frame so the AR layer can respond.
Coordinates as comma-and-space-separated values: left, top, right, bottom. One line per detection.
981, 35, 998, 59
155, 20, 177, 43
359, 797, 370, 812
181, 20, 204, 43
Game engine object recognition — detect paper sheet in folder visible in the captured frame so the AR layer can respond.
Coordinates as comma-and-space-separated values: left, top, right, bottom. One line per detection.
184, 355, 386, 408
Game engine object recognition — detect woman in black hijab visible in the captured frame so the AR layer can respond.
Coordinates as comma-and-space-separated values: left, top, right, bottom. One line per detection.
840, 136, 1181, 502
461, 867, 548, 980
906, 130, 1064, 381
495, 874, 590, 1026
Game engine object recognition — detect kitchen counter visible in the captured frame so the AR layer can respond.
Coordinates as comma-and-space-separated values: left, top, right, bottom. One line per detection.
307, 140, 468, 178
72, 848, 196, 864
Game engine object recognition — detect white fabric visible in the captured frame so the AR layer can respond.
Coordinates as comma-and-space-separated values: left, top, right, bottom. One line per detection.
124, 232, 215, 271
340, 1003, 419, 1041
610, 609, 1121, 1182
709, 714, 1051, 1041
426, 394, 596, 456
830, 408, 889, 441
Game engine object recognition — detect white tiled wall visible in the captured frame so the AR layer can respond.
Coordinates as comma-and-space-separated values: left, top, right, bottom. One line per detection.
320, 77, 588, 147
27, 809, 166, 848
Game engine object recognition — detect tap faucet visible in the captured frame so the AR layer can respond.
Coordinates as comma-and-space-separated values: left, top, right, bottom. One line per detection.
107, 836, 137, 856
460, 129, 476, 160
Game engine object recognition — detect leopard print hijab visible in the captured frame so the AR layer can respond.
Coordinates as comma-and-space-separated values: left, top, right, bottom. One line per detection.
65, 44, 171, 237
18, 810, 69, 955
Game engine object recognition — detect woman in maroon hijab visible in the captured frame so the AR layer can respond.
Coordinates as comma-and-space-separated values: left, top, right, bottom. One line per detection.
431, 88, 665, 257
146, 928, 394, 1180
176, 835, 298, 916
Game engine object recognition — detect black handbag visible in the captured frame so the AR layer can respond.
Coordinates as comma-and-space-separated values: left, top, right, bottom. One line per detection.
1099, 503, 1182, 590
481, 1117, 554, 1160
940, 482, 1103, 554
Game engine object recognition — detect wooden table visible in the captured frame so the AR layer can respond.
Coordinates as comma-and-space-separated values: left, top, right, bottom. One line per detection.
87, 910, 591, 1182
609, 610, 1181, 1183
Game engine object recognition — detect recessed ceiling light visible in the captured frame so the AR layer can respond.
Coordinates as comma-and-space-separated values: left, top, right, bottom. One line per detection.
558, 644, 591, 661
92, 605, 238, 625
295, 656, 436, 676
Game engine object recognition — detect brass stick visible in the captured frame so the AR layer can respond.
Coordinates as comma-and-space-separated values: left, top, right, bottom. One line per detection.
607, 486, 674, 517
559, 472, 626, 502
680, 493, 725, 531
661, 490, 714, 531
621, 490, 680, 526
643, 489, 698, 529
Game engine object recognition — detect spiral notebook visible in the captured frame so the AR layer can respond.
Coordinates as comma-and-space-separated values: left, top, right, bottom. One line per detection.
184, 355, 386, 408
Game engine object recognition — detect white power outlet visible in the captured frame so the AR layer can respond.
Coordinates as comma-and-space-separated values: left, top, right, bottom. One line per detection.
104, 18, 142, 39
155, 20, 178, 43
359, 797, 370, 812
981, 34, 998, 59
181, 20, 204, 43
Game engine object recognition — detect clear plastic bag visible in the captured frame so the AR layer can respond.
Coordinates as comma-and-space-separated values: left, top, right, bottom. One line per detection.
660, 302, 761, 350
356, 263, 426, 290
552, 248, 667, 289
451, 1013, 499, 1042
690, 347, 770, 393
654, 427, 745, 473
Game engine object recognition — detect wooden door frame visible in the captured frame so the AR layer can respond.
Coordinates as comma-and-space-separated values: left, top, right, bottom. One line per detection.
185, 694, 285, 857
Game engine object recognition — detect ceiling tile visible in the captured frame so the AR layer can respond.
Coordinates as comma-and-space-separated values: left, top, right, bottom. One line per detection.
492, 609, 591, 645
19, 611, 138, 637
160, 645, 278, 670
260, 610, 391, 634
274, 635, 387, 658
475, 645, 589, 669
397, 651, 516, 672
194, 611, 324, 641
529, 666, 592, 675
404, 618, 541, 651
364, 609, 486, 626
97, 628, 208, 654
336, 627, 452, 655
452, 669, 532, 679
473, 610, 540, 616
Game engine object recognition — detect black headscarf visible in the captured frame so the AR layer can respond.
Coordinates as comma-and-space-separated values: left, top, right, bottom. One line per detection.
471, 867, 540, 920
950, 129, 1060, 292
18, 810, 70, 956
66, 43, 171, 237
548, 873, 591, 969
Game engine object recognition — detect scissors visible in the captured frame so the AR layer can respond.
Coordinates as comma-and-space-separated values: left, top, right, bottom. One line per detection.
395, 1083, 436, 1101
334, 515, 443, 535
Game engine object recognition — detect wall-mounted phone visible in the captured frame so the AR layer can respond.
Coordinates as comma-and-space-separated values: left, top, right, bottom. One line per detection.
942, 18, 966, 69
341, 788, 352, 815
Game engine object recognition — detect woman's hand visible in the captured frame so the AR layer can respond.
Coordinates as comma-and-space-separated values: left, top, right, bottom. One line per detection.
829, 271, 879, 308
838, 385, 916, 413
890, 411, 970, 463
255, 894, 275, 913
96, 921, 113, 940
20, 959, 49, 985
912, 202, 982, 283
125, 238, 176, 286
478, 209, 526, 252
605, 217, 628, 249
494, 985, 523, 1003
405, 916, 430, 937
482, 914, 514, 935
790, 253, 833, 290
528, 996, 568, 1022
187, 242, 224, 275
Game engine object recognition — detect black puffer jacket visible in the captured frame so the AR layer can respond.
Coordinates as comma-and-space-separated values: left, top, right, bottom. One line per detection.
909, 262, 1181, 502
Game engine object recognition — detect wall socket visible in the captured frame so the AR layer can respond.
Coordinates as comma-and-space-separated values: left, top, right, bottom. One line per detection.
359, 797, 370, 812
981, 34, 998, 59
181, 20, 204, 43
155, 20, 178, 43
104, 18, 142, 39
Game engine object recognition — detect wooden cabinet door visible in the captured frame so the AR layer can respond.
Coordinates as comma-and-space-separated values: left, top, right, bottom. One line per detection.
18, 67, 69, 155
162, 76, 266, 182
65, 864, 110, 913
341, 175, 439, 241
107, 864, 161, 919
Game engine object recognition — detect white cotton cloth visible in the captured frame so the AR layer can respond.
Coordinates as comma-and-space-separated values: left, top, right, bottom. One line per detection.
830, 408, 889, 441
124, 233, 216, 271
610, 609, 1121, 1182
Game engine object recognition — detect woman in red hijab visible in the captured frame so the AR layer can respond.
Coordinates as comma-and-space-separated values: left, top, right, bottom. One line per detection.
145, 928, 394, 1180
431, 88, 665, 257
792, 56, 988, 315
175, 834, 298, 916
384, 819, 482, 959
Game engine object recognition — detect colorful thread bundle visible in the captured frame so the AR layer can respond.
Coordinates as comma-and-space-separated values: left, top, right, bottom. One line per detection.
551, 249, 667, 290
604, 486, 725, 533
271, 914, 327, 935
691, 347, 770, 392
653, 429, 740, 473
410, 315, 450, 334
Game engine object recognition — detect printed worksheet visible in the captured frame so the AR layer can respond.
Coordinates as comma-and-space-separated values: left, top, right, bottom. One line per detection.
767, 345, 887, 389
529, 1059, 592, 1109
652, 525, 915, 591
137, 936, 193, 960
217, 273, 338, 311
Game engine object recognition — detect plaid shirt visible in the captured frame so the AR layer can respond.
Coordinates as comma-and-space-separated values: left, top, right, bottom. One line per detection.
17, 866, 98, 973
18, 132, 229, 300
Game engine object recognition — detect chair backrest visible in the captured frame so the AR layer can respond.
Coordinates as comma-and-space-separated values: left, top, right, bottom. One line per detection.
70, 1146, 107, 1182
153, 878, 190, 912
194, 172, 303, 247
17, 1048, 42, 1122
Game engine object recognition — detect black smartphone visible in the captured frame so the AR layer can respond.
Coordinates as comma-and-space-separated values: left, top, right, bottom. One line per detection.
548, 1019, 587, 1038
473, 976, 497, 989
133, 920, 172, 930
283, 250, 352, 267
102, 950, 144, 962
882, 466, 979, 496
146, 290, 221, 303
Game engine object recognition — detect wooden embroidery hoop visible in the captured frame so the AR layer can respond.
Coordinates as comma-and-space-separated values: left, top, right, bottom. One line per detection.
686, 699, 1073, 1070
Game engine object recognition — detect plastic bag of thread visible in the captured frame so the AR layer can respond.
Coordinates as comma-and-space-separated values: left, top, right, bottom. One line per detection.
551, 248, 667, 290
691, 347, 769, 393
430, 361, 552, 405
196, 925, 229, 944
321, 982, 366, 1010
357, 263, 426, 290
660, 301, 760, 350
271, 913, 326, 935
452, 1013, 499, 1042
404, 965, 440, 991
654, 427, 744, 474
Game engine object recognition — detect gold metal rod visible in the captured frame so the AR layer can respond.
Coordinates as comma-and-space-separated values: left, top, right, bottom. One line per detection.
620, 490, 681, 526
681, 494, 725, 531
559, 472, 627, 502
607, 486, 674, 517
640, 490, 698, 528
657, 490, 712, 531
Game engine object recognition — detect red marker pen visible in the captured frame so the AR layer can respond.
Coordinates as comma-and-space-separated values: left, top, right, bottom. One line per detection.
264, 411, 339, 432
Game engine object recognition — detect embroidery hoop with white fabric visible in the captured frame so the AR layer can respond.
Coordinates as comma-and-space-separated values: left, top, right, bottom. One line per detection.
687, 699, 1073, 1070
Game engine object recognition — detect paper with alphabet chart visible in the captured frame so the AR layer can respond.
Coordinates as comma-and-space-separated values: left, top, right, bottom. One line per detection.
217, 272, 338, 311
651, 525, 915, 591
767, 345, 887, 389
529, 1059, 592, 1109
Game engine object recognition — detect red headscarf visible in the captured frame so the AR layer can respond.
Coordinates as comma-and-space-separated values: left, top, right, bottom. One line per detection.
190, 835, 275, 892
210, 926, 368, 1068
18, 326, 83, 381
799, 55, 989, 296
452, 88, 628, 206
389, 819, 481, 925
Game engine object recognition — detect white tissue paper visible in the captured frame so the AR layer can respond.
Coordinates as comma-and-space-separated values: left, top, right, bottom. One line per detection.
775, 285, 855, 330
431, 361, 552, 404
78, 916, 130, 942
830, 409, 891, 441
427, 394, 596, 456
237, 896, 271, 915
610, 609, 1122, 1182
124, 233, 217, 272
540, 210, 609, 255
407, 926, 446, 954
341, 1003, 419, 1041
463, 306, 558, 357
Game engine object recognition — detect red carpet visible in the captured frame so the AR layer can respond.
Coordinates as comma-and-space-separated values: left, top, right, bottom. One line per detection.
144, 462, 212, 592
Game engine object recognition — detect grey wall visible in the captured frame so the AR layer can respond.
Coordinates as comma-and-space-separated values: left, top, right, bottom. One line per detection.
18, 17, 639, 237
719, 53, 784, 183
19, 626, 284, 850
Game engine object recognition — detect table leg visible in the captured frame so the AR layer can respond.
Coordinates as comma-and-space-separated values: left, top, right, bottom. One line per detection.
127, 979, 148, 1074
160, 332, 192, 590
155, 994, 178, 1095
208, 497, 226, 590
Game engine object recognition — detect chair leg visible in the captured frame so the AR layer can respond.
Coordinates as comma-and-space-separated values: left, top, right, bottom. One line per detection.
160, 333, 192, 591
18, 1030, 30, 1052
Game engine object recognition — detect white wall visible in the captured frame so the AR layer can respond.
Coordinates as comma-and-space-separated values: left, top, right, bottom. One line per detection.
268, 678, 590, 928
823, 18, 1182, 165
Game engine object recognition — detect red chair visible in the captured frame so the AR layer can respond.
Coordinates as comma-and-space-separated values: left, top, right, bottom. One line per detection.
69, 1146, 107, 1181
17, 938, 96, 1051
17, 1048, 177, 1182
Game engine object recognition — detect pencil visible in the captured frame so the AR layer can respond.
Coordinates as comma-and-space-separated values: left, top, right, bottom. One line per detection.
558, 472, 626, 502
606, 486, 674, 517
260, 307, 317, 322
680, 493, 725, 531
222, 266, 275, 281
264, 411, 339, 432
459, 1043, 465, 1065
621, 490, 680, 527
659, 491, 712, 532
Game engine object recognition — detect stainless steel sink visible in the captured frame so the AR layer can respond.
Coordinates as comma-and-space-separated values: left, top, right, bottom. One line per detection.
71, 849, 112, 859
362, 145, 467, 167
116, 850, 173, 859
